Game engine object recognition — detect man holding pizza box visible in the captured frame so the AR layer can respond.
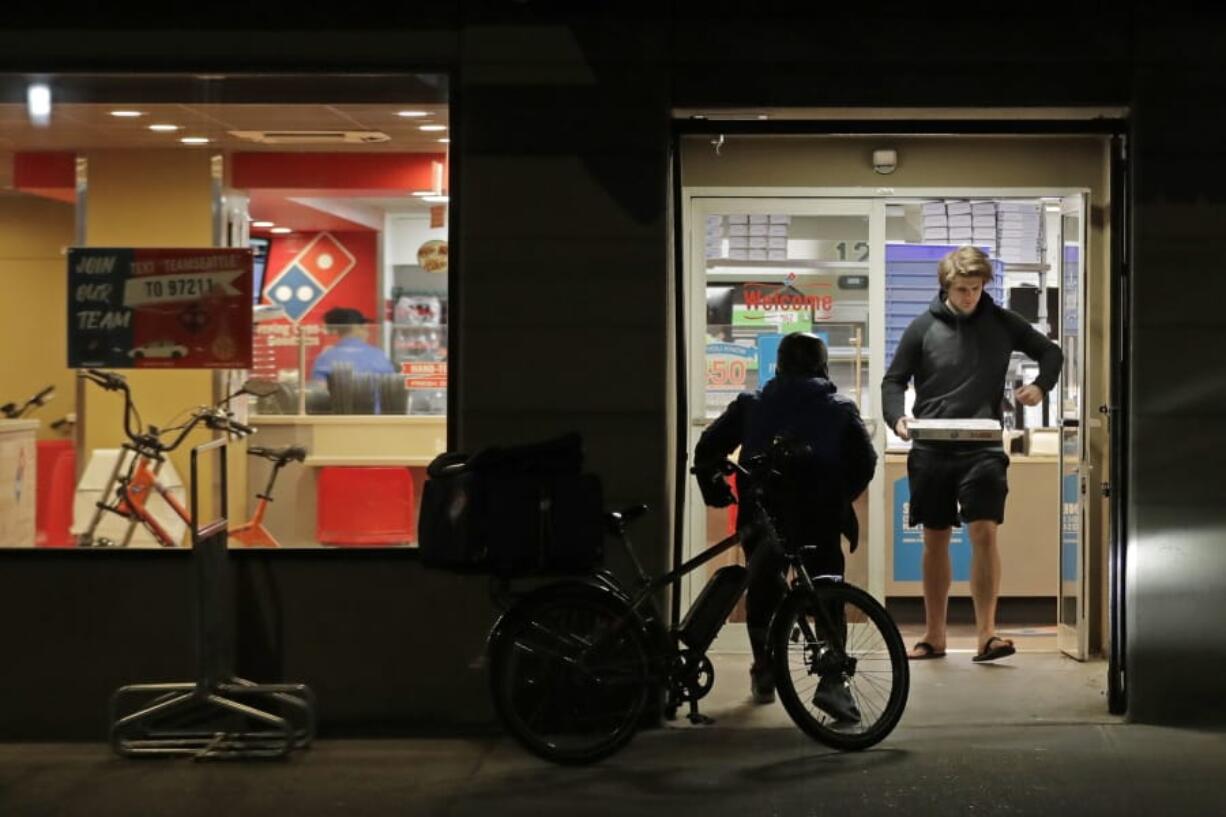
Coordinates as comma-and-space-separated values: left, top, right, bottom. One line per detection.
882, 245, 1063, 663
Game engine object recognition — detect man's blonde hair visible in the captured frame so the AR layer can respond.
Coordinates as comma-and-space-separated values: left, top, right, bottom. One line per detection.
937, 245, 994, 290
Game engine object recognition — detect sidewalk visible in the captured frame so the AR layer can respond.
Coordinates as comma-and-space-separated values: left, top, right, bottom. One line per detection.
2, 655, 1222, 817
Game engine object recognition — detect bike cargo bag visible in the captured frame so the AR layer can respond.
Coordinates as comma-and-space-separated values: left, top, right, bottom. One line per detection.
418, 434, 605, 576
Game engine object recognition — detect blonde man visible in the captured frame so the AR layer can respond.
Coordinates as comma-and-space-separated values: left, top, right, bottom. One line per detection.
881, 245, 1062, 662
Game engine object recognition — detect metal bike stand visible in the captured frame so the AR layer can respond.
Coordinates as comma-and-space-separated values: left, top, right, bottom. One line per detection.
109, 436, 316, 760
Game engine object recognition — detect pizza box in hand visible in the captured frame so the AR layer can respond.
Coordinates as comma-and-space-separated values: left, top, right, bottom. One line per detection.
908, 418, 1002, 442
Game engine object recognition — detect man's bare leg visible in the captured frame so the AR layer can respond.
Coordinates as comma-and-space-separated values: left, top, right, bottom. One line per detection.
967, 520, 1010, 653
909, 526, 952, 656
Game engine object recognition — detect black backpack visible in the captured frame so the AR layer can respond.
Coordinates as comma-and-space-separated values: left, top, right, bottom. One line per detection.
418, 433, 605, 576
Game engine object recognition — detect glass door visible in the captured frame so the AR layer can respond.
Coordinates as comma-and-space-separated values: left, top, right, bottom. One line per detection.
1058, 193, 1090, 659
684, 197, 885, 640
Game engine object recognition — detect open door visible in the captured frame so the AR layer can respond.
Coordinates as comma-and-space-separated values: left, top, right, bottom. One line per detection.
1058, 192, 1090, 659
682, 196, 885, 645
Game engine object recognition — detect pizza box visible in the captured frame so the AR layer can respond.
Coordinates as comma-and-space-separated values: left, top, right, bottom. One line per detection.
907, 418, 1002, 442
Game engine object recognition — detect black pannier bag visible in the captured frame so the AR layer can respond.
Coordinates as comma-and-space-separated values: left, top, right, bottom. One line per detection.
418, 433, 605, 575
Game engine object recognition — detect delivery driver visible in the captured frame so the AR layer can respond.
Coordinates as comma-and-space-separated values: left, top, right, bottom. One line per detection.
696, 332, 877, 717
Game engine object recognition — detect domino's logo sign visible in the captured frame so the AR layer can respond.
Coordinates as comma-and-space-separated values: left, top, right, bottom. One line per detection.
264, 233, 357, 322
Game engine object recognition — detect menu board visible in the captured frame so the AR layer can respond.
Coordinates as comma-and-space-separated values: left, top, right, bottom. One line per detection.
68, 248, 252, 369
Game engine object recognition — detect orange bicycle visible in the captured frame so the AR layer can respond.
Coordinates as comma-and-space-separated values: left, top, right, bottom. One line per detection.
79, 369, 304, 548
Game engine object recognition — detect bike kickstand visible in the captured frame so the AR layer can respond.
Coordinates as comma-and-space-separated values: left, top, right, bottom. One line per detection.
686, 699, 715, 726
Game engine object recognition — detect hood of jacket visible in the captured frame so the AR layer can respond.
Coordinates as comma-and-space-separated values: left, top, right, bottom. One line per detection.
760, 374, 838, 401
928, 290, 996, 325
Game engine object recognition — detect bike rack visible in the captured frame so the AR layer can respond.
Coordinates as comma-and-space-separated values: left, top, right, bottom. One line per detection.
109, 435, 316, 759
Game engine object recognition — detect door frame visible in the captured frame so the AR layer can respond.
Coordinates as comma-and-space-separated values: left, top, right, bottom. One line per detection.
670, 118, 1129, 714
1057, 192, 1091, 660
680, 195, 885, 648
676, 182, 1107, 655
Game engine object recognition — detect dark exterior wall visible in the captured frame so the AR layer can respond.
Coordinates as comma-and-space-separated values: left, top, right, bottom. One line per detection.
1124, 12, 1226, 724
0, 4, 1224, 735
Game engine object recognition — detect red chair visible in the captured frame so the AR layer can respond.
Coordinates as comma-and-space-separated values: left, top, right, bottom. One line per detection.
36, 440, 76, 548
316, 466, 415, 546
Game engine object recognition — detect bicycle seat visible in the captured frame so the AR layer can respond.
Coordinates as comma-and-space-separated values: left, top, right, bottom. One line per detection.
248, 445, 308, 464
605, 504, 648, 534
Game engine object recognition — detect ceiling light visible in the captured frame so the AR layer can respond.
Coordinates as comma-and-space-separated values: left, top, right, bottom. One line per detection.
397, 110, 429, 118
110, 110, 143, 118
26, 83, 51, 126
422, 195, 449, 203
418, 124, 447, 132
270, 227, 293, 234
180, 137, 210, 145
252, 221, 275, 228
437, 138, 450, 144
149, 124, 180, 132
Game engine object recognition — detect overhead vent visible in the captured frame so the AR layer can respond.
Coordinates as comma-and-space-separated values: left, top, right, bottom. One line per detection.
229, 130, 391, 145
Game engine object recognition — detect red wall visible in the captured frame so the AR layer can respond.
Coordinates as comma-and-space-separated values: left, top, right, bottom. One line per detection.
255, 230, 379, 379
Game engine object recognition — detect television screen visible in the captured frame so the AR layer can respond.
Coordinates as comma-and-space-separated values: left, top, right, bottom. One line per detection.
250, 236, 270, 304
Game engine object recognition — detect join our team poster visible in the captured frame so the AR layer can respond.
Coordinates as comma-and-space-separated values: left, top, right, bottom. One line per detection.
67, 248, 253, 369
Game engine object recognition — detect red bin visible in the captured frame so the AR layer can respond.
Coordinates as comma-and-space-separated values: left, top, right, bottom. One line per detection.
36, 439, 76, 548
316, 466, 415, 546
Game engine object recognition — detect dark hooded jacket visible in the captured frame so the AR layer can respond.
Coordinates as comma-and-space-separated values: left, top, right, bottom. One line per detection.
695, 375, 877, 551
881, 292, 1063, 435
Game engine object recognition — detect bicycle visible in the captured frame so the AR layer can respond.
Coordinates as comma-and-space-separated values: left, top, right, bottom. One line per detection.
485, 438, 910, 764
78, 369, 305, 548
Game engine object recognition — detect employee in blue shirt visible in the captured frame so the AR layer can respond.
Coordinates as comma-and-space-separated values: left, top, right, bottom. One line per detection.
311, 307, 396, 381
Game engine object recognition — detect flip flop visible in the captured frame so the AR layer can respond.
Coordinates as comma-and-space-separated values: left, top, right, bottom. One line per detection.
972, 636, 1016, 663
908, 641, 946, 660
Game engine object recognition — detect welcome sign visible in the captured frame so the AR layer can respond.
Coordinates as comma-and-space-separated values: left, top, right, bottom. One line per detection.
68, 248, 253, 369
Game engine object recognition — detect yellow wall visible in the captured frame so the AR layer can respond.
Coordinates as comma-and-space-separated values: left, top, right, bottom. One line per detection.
82, 150, 222, 527
0, 193, 77, 440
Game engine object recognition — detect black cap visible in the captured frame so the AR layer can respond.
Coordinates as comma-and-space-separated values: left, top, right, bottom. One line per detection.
323, 307, 369, 326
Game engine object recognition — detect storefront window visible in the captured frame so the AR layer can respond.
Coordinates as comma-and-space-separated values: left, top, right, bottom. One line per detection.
0, 72, 449, 550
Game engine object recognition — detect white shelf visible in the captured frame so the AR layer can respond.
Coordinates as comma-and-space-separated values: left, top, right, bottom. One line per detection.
707, 259, 869, 272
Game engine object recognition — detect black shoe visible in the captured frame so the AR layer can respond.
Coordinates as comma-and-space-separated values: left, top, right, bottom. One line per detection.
750, 667, 775, 705
813, 674, 860, 723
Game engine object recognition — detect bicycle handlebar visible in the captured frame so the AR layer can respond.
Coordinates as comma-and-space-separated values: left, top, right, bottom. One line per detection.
225, 418, 255, 436
82, 369, 128, 392
2, 384, 56, 419
80, 369, 142, 443
79, 369, 255, 453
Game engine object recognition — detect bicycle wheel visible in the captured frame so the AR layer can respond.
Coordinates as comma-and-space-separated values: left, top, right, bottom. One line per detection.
488, 588, 651, 764
770, 582, 909, 751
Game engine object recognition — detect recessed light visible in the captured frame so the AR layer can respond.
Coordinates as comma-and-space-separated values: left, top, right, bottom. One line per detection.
437, 138, 450, 144
397, 110, 429, 118
418, 124, 447, 132
26, 83, 51, 125
180, 136, 210, 145
110, 110, 143, 118
149, 124, 180, 132
270, 227, 293, 234
422, 195, 449, 203
252, 221, 275, 228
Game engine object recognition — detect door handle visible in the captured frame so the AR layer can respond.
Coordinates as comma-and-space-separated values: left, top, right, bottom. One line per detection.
1062, 418, 1080, 429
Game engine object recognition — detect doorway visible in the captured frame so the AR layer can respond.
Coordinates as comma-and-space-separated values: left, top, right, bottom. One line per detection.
674, 129, 1121, 719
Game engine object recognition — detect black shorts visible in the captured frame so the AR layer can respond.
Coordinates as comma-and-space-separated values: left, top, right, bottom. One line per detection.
906, 445, 1009, 529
